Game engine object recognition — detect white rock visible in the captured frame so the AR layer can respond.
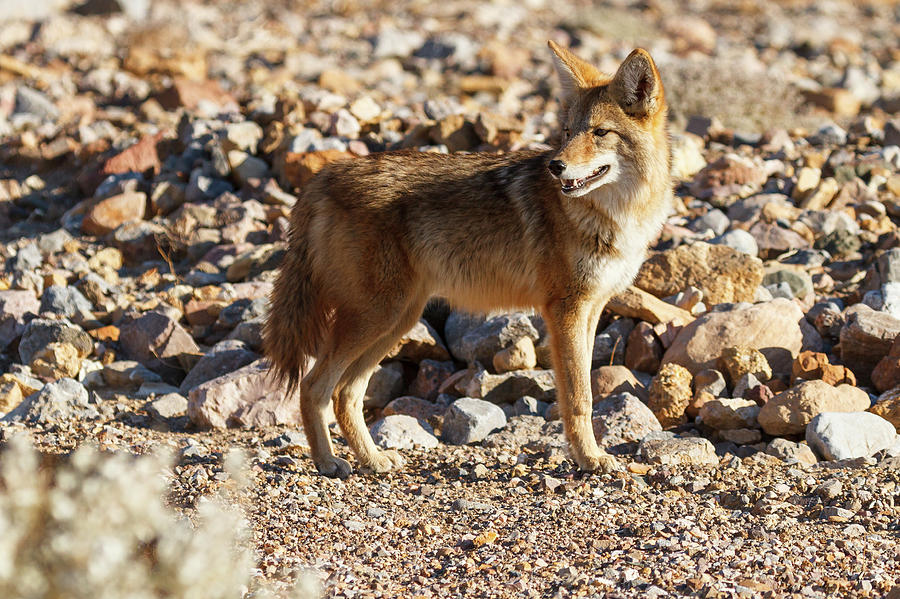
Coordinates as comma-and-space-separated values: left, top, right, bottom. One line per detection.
441, 397, 507, 445
370, 415, 438, 449
806, 412, 897, 461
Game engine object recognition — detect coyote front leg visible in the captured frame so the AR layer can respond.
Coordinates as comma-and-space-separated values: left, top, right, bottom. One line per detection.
544, 297, 621, 473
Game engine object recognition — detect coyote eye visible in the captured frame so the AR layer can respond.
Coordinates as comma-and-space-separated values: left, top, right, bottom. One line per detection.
594, 128, 609, 137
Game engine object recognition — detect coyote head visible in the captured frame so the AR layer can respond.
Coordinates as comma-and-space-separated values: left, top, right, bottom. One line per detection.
547, 41, 667, 198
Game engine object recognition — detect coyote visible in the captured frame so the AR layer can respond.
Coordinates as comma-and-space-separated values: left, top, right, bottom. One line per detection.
264, 41, 671, 477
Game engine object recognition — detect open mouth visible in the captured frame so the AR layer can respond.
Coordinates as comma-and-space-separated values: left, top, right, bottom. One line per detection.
560, 164, 610, 193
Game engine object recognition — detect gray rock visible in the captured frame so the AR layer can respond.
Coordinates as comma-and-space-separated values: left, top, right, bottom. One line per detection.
592, 319, 634, 367
865, 248, 900, 290
3, 378, 98, 425
639, 436, 719, 466
14, 86, 59, 122
689, 209, 730, 236
762, 269, 813, 299
694, 368, 727, 397
699, 397, 760, 430
450, 312, 539, 365
39, 285, 93, 317
511, 395, 548, 418
180, 339, 259, 393
733, 373, 762, 398
118, 311, 200, 373
463, 367, 555, 404
264, 430, 309, 450
18, 319, 92, 365
765, 438, 818, 464
709, 229, 759, 257
808, 123, 847, 146
370, 415, 439, 449
146, 393, 188, 420
839, 304, 900, 383
806, 412, 897, 461
225, 319, 264, 350
441, 397, 507, 445
100, 360, 163, 388
0, 290, 40, 349
364, 361, 404, 408
11, 243, 42, 272
591, 392, 662, 449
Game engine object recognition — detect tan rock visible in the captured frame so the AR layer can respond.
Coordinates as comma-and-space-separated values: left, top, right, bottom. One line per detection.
388, 319, 451, 362
791, 167, 821, 202
30, 342, 83, 379
717, 346, 773, 386
840, 304, 900, 384
383, 396, 446, 422
157, 77, 237, 110
758, 379, 870, 436
699, 397, 760, 430
663, 298, 821, 378
82, 192, 147, 236
607, 285, 693, 326
0, 380, 24, 414
793, 350, 856, 386
687, 390, 717, 419
799, 177, 839, 211
281, 149, 354, 188
870, 387, 900, 432
591, 365, 648, 402
802, 88, 861, 117
648, 363, 693, 428
492, 337, 537, 373
633, 242, 764, 305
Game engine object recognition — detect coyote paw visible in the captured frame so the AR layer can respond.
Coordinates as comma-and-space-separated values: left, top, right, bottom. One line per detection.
360, 449, 405, 474
579, 452, 623, 474
315, 455, 352, 479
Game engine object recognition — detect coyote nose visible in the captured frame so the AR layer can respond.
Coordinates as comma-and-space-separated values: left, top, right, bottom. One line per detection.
548, 160, 566, 177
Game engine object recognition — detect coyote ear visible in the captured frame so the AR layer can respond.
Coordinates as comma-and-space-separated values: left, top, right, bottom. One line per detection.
548, 40, 602, 103
610, 48, 663, 117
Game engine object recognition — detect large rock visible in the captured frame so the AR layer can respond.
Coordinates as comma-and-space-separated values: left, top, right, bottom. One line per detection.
118, 311, 201, 373
387, 319, 451, 362
699, 397, 760, 430
39, 285, 93, 318
2, 378, 98, 425
462, 367, 555, 404
591, 392, 662, 448
633, 242, 763, 305
766, 438, 817, 465
758, 379, 871, 436
648, 363, 692, 428
590, 365, 648, 402
0, 290, 40, 349
806, 412, 897, 461
179, 340, 259, 393
370, 415, 439, 449
363, 362, 404, 408
716, 346, 772, 386
639, 436, 718, 466
18, 319, 92, 366
871, 387, 900, 431
841, 304, 900, 385
187, 359, 299, 429
449, 312, 539, 366
662, 299, 822, 377
606, 286, 693, 326
441, 397, 507, 445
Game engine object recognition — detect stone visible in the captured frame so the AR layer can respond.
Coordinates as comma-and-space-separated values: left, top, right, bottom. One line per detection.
0, 381, 24, 415
690, 154, 767, 199
39, 285, 93, 318
758, 380, 871, 436
803, 88, 861, 118
745, 384, 775, 406
450, 312, 539, 365
382, 396, 447, 422
409, 359, 455, 400
157, 77, 237, 111
870, 387, 900, 431
694, 369, 727, 398
806, 412, 897, 461
606, 286, 693, 326
363, 362, 404, 409
113, 221, 167, 264
592, 392, 662, 449
85, 132, 163, 194
633, 242, 763, 305
118, 312, 201, 374
709, 229, 759, 257
14, 85, 59, 121
688, 209, 730, 237
699, 398, 760, 430
493, 337, 537, 372
188, 359, 299, 429
872, 335, 900, 393
387, 319, 451, 362
30, 342, 83, 380
463, 368, 555, 404
441, 397, 507, 445
763, 268, 814, 300
719, 428, 762, 445
18, 319, 92, 366
223, 121, 264, 153
732, 373, 762, 399
749, 222, 811, 259
228, 152, 269, 186
101, 360, 162, 388
839, 304, 900, 384
792, 351, 856, 386
663, 299, 821, 378
716, 346, 773, 386
591, 319, 633, 366
590, 365, 648, 402
648, 363, 693, 428
511, 396, 548, 417
146, 393, 188, 420
11, 243, 43, 272
370, 415, 439, 450
82, 192, 147, 236
180, 340, 259, 393
0, 290, 40, 349
2, 378, 98, 425
624, 322, 661, 374
281, 150, 354, 188
766, 438, 817, 465
639, 437, 718, 466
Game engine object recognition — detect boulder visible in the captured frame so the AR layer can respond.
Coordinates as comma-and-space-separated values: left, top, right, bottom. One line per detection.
758, 379, 871, 436
806, 412, 897, 461
441, 397, 507, 445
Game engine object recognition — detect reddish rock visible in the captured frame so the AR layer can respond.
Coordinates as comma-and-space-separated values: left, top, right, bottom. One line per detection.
184, 298, 226, 327
118, 311, 200, 373
872, 335, 900, 393
749, 221, 811, 259
80, 132, 164, 194
792, 350, 856, 386
0, 290, 41, 349
686, 390, 716, 419
157, 77, 237, 110
744, 384, 774, 406
82, 192, 147, 236
624, 322, 662, 374
591, 365, 648, 402
840, 304, 900, 385
280, 150, 354, 188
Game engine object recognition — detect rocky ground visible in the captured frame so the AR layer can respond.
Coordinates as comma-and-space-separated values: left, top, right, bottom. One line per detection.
1, 0, 900, 597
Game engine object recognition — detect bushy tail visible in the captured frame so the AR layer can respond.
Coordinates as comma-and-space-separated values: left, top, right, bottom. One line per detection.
263, 205, 328, 394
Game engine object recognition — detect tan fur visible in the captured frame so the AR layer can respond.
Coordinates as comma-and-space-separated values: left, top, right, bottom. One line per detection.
264, 43, 672, 478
